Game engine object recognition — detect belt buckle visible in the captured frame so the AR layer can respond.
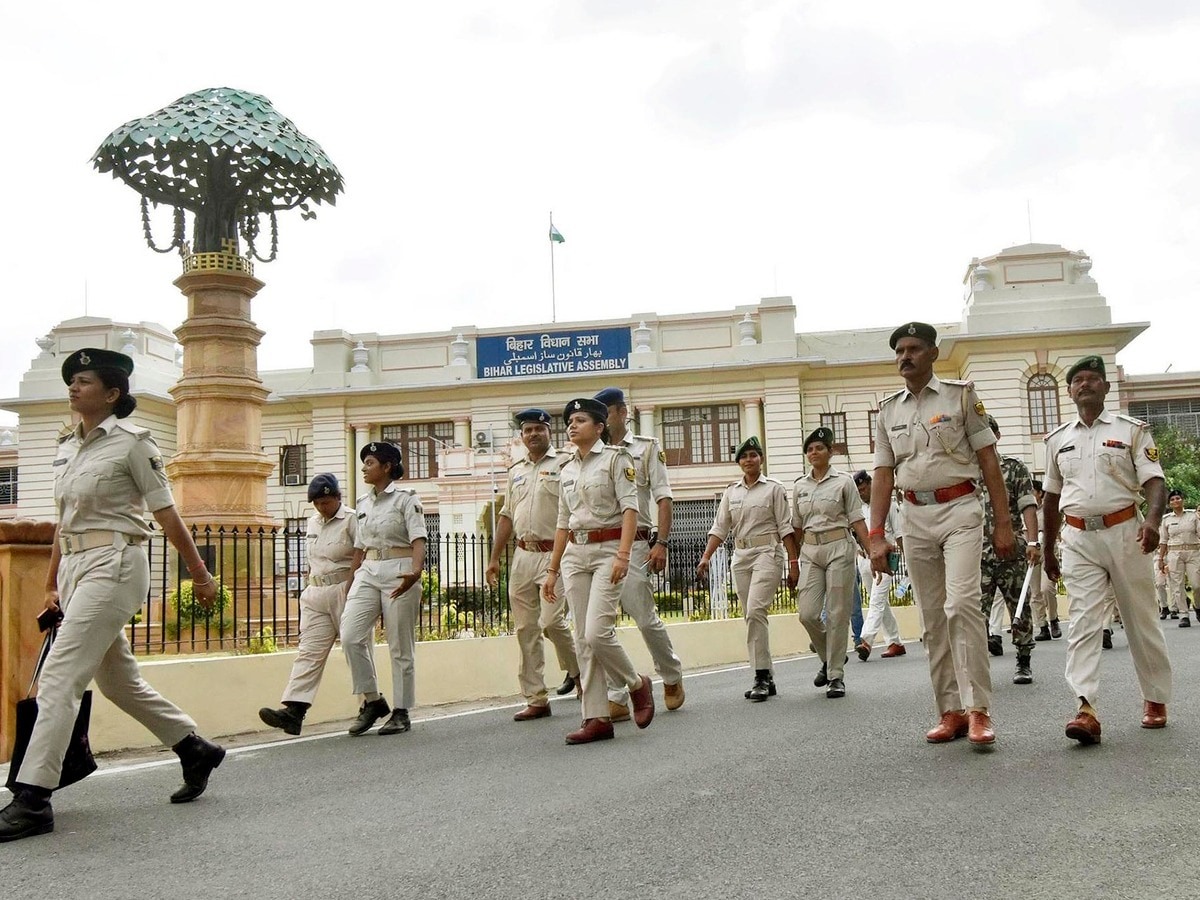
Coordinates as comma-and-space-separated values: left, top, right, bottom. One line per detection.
575, 531, 589, 545
1083, 515, 1105, 531
60, 535, 75, 554
913, 490, 936, 506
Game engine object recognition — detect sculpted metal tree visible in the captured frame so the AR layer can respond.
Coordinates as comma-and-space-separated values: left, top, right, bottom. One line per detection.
92, 87, 343, 260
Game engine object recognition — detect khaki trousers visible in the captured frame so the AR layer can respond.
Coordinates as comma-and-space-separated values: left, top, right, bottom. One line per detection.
732, 545, 783, 672
1166, 548, 1200, 613
281, 580, 350, 706
561, 541, 640, 721
19, 544, 196, 789
608, 541, 683, 703
341, 558, 420, 709
903, 497, 992, 714
509, 546, 578, 707
1062, 519, 1171, 706
1030, 561, 1059, 627
798, 539, 856, 681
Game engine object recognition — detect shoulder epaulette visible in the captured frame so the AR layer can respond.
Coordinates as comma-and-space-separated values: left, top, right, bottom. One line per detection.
56, 427, 74, 443
941, 378, 974, 388
1043, 421, 1072, 441
879, 389, 905, 406
763, 476, 783, 486
1115, 413, 1150, 428
629, 433, 658, 444
115, 420, 151, 438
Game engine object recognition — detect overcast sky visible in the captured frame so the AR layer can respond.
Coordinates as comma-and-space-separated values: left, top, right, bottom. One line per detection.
2, 1, 1197, 427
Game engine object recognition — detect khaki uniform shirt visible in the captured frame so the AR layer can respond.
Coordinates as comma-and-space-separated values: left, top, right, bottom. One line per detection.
709, 476, 791, 544
502, 448, 564, 542
1161, 510, 1200, 548
53, 414, 174, 537
616, 433, 673, 530
1043, 409, 1164, 515
556, 443, 639, 531
791, 469, 864, 534
354, 482, 427, 550
872, 375, 996, 491
306, 503, 357, 578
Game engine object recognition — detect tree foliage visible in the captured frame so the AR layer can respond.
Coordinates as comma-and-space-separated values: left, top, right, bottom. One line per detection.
1152, 425, 1200, 507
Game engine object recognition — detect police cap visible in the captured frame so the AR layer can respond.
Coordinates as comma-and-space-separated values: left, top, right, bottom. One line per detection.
734, 435, 764, 460
1065, 355, 1106, 384
360, 440, 403, 467
853, 469, 871, 486
514, 408, 552, 426
1168, 488, 1184, 500
564, 398, 608, 424
307, 473, 340, 501
803, 427, 835, 451
888, 322, 938, 350
593, 387, 626, 407
61, 347, 134, 384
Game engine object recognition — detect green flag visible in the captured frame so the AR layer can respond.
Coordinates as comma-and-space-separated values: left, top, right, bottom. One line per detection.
549, 224, 565, 243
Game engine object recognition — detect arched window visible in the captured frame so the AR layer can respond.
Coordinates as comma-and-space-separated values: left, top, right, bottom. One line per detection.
1028, 373, 1060, 435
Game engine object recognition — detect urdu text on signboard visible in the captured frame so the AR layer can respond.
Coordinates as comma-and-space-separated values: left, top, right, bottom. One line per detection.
477, 327, 632, 379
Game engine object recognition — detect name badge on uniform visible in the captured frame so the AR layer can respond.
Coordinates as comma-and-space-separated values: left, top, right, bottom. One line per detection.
52, 458, 67, 467
890, 425, 907, 432
512, 474, 526, 485
1056, 445, 1075, 455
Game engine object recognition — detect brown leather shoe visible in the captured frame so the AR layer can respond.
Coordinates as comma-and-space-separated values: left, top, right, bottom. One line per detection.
663, 681, 685, 711
512, 704, 551, 722
1065, 710, 1102, 744
855, 640, 871, 661
565, 718, 615, 745
1141, 701, 1167, 729
629, 674, 655, 729
925, 710, 969, 743
608, 700, 631, 722
880, 642, 907, 658
968, 711, 996, 750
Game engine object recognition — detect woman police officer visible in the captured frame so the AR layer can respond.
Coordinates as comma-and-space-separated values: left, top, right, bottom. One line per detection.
340, 441, 427, 737
1, 348, 225, 843
542, 398, 655, 744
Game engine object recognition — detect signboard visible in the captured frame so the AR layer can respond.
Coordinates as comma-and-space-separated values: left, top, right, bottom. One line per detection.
477, 327, 631, 379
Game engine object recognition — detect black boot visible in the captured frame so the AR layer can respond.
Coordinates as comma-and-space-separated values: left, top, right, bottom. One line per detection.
1102, 628, 1113, 650
813, 663, 829, 688
348, 696, 391, 736
1180, 616, 1192, 628
1160, 607, 1170, 620
1013, 652, 1033, 685
987, 634, 1004, 657
826, 678, 846, 699
1171, 610, 1180, 619
0, 784, 53, 843
555, 673, 578, 696
258, 701, 309, 736
1034, 625, 1052, 642
378, 708, 411, 735
1050, 619, 1062, 639
170, 733, 226, 804
746, 670, 774, 702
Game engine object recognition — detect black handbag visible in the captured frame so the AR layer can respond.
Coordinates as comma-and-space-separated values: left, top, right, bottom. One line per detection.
5, 630, 98, 791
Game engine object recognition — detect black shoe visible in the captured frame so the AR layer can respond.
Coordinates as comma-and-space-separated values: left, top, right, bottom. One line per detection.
1171, 610, 1180, 619
1050, 619, 1062, 639
555, 674, 578, 696
1102, 629, 1113, 650
826, 678, 846, 699
170, 733, 226, 804
348, 697, 391, 736
378, 708, 411, 735
1180, 617, 1192, 628
987, 634, 1004, 657
1034, 625, 1052, 642
0, 786, 53, 843
1014, 654, 1033, 685
1161, 608, 1170, 620
745, 670, 776, 701
258, 701, 309, 736
813, 664, 829, 688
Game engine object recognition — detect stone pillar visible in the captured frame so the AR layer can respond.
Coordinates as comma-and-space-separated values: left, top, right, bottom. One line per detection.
453, 416, 471, 449
742, 398, 762, 441
168, 269, 275, 527
0, 521, 56, 763
637, 405, 656, 438
349, 423, 372, 506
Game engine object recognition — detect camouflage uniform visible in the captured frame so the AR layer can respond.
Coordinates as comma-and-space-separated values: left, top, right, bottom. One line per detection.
980, 455, 1036, 653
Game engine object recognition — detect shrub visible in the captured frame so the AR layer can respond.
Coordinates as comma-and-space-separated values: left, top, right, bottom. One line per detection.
246, 625, 278, 654
166, 579, 233, 639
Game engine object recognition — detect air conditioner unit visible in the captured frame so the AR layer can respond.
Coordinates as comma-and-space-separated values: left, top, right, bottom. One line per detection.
286, 576, 301, 593
284, 474, 302, 486
474, 430, 492, 446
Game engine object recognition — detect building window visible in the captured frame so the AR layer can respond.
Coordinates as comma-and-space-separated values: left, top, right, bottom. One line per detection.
279, 445, 307, 487
548, 414, 570, 450
819, 412, 848, 455
867, 410, 879, 453
381, 421, 454, 479
1028, 373, 1061, 436
662, 405, 740, 465
0, 466, 15, 505
1129, 399, 1200, 439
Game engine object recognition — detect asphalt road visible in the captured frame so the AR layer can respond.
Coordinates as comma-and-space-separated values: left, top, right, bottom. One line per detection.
3, 623, 1199, 900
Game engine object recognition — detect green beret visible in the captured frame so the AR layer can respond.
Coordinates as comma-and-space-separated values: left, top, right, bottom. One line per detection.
735, 435, 764, 460
888, 322, 938, 350
61, 347, 134, 384
1065, 355, 1106, 384
804, 427, 835, 451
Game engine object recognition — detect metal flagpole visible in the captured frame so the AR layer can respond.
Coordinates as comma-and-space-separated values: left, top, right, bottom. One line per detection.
549, 211, 557, 323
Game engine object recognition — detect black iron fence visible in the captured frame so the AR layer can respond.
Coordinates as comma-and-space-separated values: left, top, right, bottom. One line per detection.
129, 527, 908, 656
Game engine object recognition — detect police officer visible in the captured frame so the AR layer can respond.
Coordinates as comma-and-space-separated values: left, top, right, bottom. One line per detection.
542, 398, 655, 744
869, 323, 1015, 750
594, 387, 685, 717
1030, 481, 1063, 642
1, 349, 225, 843
340, 441, 427, 737
697, 436, 799, 701
1043, 355, 1173, 744
1159, 488, 1199, 626
979, 416, 1041, 684
792, 427, 868, 698
485, 408, 580, 722
259, 473, 360, 735
852, 470, 906, 659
